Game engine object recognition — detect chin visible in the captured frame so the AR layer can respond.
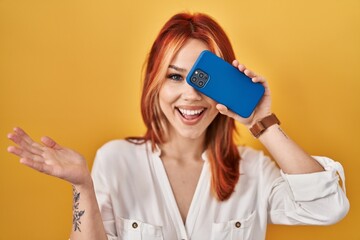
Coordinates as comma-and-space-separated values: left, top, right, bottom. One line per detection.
178, 129, 206, 140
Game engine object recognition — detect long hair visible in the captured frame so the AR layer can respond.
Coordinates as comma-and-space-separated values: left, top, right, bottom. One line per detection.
131, 12, 240, 201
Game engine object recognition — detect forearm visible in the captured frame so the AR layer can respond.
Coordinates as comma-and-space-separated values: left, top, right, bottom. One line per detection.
257, 124, 324, 174
69, 180, 107, 240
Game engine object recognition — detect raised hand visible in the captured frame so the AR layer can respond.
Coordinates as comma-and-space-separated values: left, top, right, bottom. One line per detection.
216, 60, 272, 127
7, 127, 91, 187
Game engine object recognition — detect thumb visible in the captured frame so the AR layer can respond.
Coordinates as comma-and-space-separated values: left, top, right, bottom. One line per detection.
216, 104, 244, 123
41, 136, 62, 150
216, 103, 228, 114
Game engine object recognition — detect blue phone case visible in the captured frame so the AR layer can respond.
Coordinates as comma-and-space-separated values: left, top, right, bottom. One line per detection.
186, 50, 265, 118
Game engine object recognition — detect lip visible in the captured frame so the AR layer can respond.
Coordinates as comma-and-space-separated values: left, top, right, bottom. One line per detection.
175, 106, 206, 125
176, 105, 206, 110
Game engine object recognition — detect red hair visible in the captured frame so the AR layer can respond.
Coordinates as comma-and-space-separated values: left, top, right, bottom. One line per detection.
131, 12, 240, 201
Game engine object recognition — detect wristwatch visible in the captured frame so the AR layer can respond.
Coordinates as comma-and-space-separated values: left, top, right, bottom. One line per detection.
249, 113, 280, 138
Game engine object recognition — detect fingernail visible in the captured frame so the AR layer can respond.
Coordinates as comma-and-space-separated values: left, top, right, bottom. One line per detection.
7, 133, 15, 139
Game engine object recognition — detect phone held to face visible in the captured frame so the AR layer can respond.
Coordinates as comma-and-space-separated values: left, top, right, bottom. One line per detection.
186, 50, 265, 118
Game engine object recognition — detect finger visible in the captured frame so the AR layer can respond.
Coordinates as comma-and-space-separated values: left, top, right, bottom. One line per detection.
244, 69, 257, 78
216, 103, 227, 112
7, 145, 23, 157
20, 157, 52, 174
31, 142, 45, 155
251, 75, 266, 83
41, 136, 62, 150
13, 127, 33, 145
14, 128, 37, 148
238, 64, 246, 72
252, 76, 271, 95
7, 131, 43, 156
251, 76, 269, 94
8, 128, 43, 155
7, 146, 33, 159
7, 133, 31, 152
232, 60, 239, 67
8, 146, 46, 164
7, 132, 26, 146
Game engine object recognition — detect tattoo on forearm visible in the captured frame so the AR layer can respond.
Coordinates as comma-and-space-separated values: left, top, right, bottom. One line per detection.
278, 127, 289, 139
72, 185, 85, 232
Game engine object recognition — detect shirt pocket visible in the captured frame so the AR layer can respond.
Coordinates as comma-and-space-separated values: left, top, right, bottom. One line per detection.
210, 211, 256, 240
115, 217, 164, 240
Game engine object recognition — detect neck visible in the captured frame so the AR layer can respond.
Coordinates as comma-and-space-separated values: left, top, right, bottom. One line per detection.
159, 133, 206, 163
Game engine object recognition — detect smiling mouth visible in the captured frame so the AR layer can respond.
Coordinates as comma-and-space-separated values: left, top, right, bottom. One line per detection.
176, 107, 205, 120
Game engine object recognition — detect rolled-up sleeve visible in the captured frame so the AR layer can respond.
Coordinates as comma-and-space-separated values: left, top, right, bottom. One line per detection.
92, 149, 118, 240
267, 156, 350, 225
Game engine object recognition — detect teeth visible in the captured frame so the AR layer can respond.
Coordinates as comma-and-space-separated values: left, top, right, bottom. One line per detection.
178, 108, 204, 116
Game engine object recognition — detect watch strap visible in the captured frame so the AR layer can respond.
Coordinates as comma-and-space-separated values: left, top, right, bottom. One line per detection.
249, 113, 280, 138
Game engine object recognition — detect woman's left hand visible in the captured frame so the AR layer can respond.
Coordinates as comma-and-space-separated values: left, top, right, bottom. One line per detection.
216, 60, 272, 128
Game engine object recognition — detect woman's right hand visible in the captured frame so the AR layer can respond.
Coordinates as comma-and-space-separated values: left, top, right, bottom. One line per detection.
7, 127, 91, 187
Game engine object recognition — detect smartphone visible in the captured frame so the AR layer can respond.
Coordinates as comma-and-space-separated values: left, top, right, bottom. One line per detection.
186, 50, 265, 118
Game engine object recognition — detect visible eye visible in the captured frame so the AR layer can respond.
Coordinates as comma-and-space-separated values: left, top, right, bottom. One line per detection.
167, 74, 183, 81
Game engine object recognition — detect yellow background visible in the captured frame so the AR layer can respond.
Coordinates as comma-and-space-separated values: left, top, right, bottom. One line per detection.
0, 0, 359, 239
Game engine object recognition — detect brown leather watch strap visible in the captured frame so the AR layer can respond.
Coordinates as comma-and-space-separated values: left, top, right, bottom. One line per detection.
249, 113, 280, 138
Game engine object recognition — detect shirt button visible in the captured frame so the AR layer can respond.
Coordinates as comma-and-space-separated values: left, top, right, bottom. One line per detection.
235, 221, 241, 228
132, 222, 138, 229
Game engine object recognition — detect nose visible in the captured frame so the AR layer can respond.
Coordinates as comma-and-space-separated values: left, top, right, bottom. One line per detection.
182, 81, 202, 101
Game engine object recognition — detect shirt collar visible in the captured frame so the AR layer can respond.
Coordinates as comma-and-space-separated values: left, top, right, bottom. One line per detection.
151, 142, 208, 162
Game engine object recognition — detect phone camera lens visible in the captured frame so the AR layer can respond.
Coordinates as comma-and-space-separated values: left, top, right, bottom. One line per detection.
191, 76, 197, 82
199, 72, 204, 78
198, 81, 204, 87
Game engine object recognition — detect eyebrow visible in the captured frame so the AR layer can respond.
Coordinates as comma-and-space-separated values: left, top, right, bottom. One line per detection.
168, 65, 187, 72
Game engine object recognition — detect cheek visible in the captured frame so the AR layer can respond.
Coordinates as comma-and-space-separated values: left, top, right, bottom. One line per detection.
203, 95, 218, 109
204, 96, 219, 119
159, 85, 177, 110
208, 108, 219, 121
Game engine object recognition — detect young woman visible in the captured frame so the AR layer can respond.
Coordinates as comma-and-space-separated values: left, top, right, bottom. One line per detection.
7, 12, 349, 240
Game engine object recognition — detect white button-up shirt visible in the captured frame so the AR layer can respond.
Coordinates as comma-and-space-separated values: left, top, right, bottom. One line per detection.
91, 140, 349, 240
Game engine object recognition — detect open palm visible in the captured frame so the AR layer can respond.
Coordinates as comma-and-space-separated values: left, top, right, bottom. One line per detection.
7, 127, 91, 186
